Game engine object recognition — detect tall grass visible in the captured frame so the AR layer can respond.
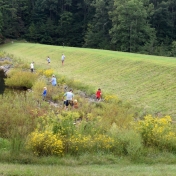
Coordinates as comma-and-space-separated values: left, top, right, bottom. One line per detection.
0, 92, 50, 154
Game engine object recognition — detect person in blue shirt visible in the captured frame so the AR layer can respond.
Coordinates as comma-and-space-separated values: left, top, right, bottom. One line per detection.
50, 75, 57, 86
42, 87, 47, 100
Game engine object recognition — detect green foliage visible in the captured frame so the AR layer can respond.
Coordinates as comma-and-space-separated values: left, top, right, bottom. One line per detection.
5, 70, 38, 88
0, 60, 12, 66
136, 115, 176, 152
110, 0, 155, 52
0, 138, 10, 151
66, 78, 95, 95
31, 77, 47, 100
0, 51, 5, 58
109, 125, 143, 158
26, 131, 64, 156
43, 69, 54, 78
0, 93, 38, 139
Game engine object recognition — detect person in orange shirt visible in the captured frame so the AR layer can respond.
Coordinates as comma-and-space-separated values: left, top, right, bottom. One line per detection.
73, 99, 78, 109
96, 88, 102, 101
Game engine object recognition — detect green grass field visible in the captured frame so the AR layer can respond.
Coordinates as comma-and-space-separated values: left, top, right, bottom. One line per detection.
1, 163, 176, 176
0, 41, 176, 118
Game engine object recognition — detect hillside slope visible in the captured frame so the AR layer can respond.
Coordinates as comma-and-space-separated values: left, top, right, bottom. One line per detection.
1, 42, 176, 118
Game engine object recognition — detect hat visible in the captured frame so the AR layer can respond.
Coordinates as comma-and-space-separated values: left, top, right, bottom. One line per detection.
52, 75, 55, 77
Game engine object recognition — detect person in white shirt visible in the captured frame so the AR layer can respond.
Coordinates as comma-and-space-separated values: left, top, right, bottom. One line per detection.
47, 56, 51, 64
30, 62, 34, 72
63, 89, 74, 109
61, 54, 65, 66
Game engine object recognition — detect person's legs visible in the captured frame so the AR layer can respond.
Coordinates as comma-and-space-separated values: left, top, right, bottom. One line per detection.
43, 95, 46, 100
68, 100, 74, 109
96, 97, 101, 101
65, 100, 69, 110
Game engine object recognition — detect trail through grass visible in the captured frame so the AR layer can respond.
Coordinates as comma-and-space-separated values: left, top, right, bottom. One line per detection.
1, 163, 176, 176
1, 42, 176, 118
0, 164, 176, 176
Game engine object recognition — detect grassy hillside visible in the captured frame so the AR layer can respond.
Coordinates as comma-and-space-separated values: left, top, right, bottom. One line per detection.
0, 42, 176, 118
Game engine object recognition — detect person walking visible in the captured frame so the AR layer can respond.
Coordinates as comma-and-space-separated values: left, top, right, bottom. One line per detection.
50, 75, 57, 86
96, 88, 102, 101
30, 62, 34, 72
61, 53, 65, 66
42, 87, 47, 100
63, 89, 74, 109
47, 56, 51, 64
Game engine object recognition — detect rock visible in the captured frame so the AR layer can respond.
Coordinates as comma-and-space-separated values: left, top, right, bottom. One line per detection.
0, 64, 13, 75
0, 57, 13, 75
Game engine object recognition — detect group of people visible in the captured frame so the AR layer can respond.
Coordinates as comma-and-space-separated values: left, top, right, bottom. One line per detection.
42, 87, 78, 109
46, 54, 65, 66
30, 53, 102, 109
42, 85, 102, 109
30, 53, 66, 73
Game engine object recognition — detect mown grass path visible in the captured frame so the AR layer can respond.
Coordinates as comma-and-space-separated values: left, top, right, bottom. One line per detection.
1, 42, 176, 118
1, 163, 176, 176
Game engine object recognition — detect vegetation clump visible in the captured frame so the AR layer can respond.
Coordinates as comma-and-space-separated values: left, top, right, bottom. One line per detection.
5, 70, 38, 89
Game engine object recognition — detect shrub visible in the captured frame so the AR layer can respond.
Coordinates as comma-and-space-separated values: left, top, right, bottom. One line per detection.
68, 134, 114, 155
32, 77, 47, 100
26, 130, 64, 156
103, 94, 118, 103
108, 123, 143, 157
0, 92, 48, 139
0, 60, 12, 66
43, 69, 54, 77
136, 115, 176, 152
52, 111, 80, 137
52, 93, 62, 102
5, 70, 38, 88
57, 76, 67, 84
99, 102, 134, 131
0, 138, 10, 151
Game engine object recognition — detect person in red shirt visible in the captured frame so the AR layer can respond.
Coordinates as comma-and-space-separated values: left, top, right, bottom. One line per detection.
96, 88, 102, 101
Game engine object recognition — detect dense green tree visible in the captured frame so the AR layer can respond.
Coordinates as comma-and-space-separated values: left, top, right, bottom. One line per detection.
150, 1, 173, 44
84, 0, 112, 49
109, 0, 155, 52
1, 0, 30, 38
0, 0, 176, 56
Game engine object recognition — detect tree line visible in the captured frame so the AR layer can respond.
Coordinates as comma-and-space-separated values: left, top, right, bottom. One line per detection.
0, 0, 176, 57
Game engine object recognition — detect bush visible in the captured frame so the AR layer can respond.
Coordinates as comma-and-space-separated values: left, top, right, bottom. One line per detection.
0, 60, 12, 66
43, 69, 54, 77
136, 115, 176, 152
31, 77, 47, 100
67, 134, 114, 155
0, 93, 49, 139
5, 70, 38, 88
26, 130, 64, 156
108, 124, 143, 157
103, 94, 118, 103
